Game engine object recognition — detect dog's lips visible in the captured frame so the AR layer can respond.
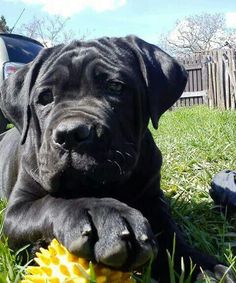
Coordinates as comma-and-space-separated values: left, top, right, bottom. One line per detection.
49, 151, 130, 194
51, 160, 128, 197
69, 151, 125, 182
41, 136, 137, 193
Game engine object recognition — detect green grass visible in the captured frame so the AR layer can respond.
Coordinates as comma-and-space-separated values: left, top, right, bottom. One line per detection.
0, 106, 236, 282
151, 106, 236, 281
154, 107, 236, 258
0, 201, 31, 283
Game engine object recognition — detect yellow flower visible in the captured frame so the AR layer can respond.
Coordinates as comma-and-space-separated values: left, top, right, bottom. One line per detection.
21, 239, 135, 283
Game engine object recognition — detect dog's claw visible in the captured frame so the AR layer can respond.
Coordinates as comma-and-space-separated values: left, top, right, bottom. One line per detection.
120, 229, 130, 239
81, 224, 92, 236
140, 234, 149, 242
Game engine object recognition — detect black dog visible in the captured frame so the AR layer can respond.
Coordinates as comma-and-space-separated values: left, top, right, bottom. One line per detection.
0, 36, 230, 282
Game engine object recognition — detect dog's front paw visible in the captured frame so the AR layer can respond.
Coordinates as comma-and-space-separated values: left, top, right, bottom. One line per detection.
196, 264, 235, 283
91, 198, 157, 269
55, 198, 157, 270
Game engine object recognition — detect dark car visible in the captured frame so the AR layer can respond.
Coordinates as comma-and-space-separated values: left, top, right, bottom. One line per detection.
0, 33, 44, 132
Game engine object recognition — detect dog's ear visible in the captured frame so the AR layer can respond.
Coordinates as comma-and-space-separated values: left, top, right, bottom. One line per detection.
0, 47, 57, 144
126, 36, 188, 129
0, 64, 30, 135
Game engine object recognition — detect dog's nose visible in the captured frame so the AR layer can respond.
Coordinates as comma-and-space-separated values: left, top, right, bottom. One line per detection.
53, 121, 91, 148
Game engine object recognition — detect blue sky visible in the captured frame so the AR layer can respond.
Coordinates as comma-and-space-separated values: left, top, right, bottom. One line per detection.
1, 0, 236, 44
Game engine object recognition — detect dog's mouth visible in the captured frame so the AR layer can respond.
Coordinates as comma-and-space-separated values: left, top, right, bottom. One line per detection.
39, 143, 137, 195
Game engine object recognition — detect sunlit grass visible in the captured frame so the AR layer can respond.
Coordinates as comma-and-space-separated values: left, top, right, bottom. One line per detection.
151, 106, 236, 281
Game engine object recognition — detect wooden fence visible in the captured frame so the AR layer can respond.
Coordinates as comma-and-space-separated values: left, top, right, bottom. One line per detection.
206, 49, 236, 110
174, 49, 236, 110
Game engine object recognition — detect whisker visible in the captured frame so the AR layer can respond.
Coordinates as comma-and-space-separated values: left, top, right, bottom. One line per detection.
115, 150, 125, 161
124, 152, 132, 158
113, 160, 122, 176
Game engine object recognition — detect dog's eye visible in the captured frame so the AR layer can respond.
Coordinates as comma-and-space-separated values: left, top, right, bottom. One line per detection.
107, 81, 123, 94
38, 90, 54, 106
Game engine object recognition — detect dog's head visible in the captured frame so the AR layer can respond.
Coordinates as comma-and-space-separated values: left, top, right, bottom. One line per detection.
0, 36, 187, 194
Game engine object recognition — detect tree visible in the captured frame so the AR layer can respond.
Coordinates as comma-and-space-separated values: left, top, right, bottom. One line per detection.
0, 15, 10, 32
19, 15, 78, 47
159, 13, 236, 56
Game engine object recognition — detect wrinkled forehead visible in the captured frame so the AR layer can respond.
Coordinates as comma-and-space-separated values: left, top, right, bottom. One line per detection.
37, 39, 139, 87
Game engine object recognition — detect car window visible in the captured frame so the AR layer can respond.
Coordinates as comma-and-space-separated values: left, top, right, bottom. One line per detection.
1, 35, 43, 63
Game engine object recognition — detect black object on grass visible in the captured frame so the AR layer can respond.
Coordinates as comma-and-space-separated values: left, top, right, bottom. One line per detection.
210, 170, 236, 211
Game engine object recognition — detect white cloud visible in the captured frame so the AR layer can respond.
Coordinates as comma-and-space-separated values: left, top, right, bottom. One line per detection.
6, 0, 127, 17
225, 12, 236, 28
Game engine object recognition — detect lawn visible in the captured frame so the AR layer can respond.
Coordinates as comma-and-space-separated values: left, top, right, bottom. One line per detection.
0, 106, 236, 282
